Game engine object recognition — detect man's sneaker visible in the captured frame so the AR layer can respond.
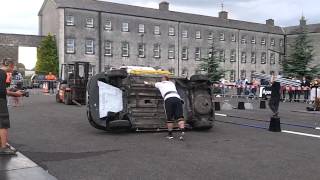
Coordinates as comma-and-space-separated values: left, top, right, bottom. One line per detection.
0, 146, 17, 155
166, 135, 174, 140
179, 132, 185, 141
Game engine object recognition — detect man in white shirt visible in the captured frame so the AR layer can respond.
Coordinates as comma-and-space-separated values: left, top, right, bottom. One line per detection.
144, 75, 185, 140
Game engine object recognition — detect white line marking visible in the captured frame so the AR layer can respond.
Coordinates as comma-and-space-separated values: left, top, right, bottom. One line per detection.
282, 130, 320, 139
215, 113, 227, 117
316, 127, 320, 130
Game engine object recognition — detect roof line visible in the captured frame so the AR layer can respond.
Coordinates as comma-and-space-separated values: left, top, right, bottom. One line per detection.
61, 6, 284, 35
0, 33, 44, 37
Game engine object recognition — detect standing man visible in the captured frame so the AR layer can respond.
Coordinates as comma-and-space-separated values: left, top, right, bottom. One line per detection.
144, 75, 185, 140
301, 76, 311, 103
0, 59, 23, 155
268, 75, 281, 117
45, 72, 57, 94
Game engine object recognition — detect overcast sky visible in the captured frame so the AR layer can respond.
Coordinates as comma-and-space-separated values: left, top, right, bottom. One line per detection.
0, 0, 319, 35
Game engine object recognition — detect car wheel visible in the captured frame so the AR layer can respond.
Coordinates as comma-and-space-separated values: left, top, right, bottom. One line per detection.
64, 91, 72, 105
193, 91, 212, 115
190, 74, 208, 82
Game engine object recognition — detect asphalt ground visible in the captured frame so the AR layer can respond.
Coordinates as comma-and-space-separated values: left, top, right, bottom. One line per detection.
6, 93, 320, 180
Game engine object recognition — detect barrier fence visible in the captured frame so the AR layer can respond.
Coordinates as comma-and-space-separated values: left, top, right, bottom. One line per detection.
213, 84, 317, 103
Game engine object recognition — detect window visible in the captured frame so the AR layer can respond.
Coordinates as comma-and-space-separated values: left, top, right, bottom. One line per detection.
66, 16, 74, 26
231, 34, 236, 42
86, 18, 94, 28
85, 39, 94, 54
250, 71, 256, 80
138, 24, 145, 33
251, 36, 256, 44
182, 30, 188, 38
121, 42, 129, 57
280, 39, 283, 47
219, 32, 225, 41
154, 26, 160, 35
168, 45, 175, 59
251, 52, 256, 64
122, 23, 129, 32
66, 39, 75, 53
195, 47, 201, 60
261, 37, 266, 45
271, 38, 275, 46
270, 53, 275, 64
138, 43, 145, 58
104, 41, 112, 56
196, 31, 201, 39
219, 50, 225, 62
169, 26, 175, 36
182, 47, 188, 60
230, 70, 235, 82
241, 35, 246, 44
279, 55, 283, 64
208, 32, 214, 40
105, 20, 112, 31
153, 44, 160, 58
241, 70, 246, 79
261, 52, 266, 64
230, 50, 236, 62
241, 52, 246, 63
89, 65, 96, 77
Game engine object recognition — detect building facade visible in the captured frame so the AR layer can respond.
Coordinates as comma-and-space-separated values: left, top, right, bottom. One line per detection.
40, 0, 317, 81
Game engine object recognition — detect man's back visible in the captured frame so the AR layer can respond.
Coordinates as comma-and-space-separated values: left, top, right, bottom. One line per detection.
0, 69, 7, 98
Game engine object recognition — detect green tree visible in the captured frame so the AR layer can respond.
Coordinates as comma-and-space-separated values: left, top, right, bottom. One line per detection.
36, 34, 59, 75
198, 39, 224, 83
283, 27, 319, 78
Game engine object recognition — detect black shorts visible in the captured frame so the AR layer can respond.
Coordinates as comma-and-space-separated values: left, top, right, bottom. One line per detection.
0, 98, 10, 129
164, 97, 184, 122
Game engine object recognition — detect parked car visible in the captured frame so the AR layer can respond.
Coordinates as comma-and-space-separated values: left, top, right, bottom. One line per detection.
86, 69, 215, 132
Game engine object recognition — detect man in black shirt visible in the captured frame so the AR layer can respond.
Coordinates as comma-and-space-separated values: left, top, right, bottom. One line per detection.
0, 59, 22, 155
268, 75, 281, 117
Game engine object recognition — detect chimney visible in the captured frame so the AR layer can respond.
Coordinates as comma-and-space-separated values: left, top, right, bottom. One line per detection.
159, 1, 169, 11
218, 11, 228, 19
300, 16, 307, 26
266, 19, 274, 26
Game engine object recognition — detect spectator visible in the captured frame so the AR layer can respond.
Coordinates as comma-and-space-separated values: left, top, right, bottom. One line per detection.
293, 77, 301, 102
301, 76, 311, 103
236, 79, 243, 96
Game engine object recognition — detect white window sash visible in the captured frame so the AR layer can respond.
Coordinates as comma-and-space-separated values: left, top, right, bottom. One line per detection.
86, 18, 94, 28
138, 24, 145, 33
122, 23, 129, 32
85, 40, 94, 54
66, 39, 75, 53
105, 21, 112, 30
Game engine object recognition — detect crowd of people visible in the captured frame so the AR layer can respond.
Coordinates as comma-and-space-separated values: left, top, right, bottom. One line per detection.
217, 76, 314, 103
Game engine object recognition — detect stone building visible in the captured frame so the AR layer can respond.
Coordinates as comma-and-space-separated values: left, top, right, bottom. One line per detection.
38, 0, 289, 81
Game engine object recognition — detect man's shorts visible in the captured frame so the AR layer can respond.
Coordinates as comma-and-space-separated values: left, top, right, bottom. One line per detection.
164, 97, 184, 122
0, 98, 10, 129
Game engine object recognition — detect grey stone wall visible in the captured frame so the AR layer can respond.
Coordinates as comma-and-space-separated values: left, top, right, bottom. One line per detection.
0, 33, 43, 63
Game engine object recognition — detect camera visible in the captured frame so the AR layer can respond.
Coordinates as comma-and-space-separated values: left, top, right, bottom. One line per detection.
9, 88, 29, 97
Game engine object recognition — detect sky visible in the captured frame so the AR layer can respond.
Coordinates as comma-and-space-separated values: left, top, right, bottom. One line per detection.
0, 0, 319, 69
0, 0, 319, 35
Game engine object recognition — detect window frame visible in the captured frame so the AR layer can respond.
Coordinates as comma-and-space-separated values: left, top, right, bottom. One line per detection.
230, 50, 236, 62
104, 40, 112, 56
241, 35, 247, 44
219, 50, 225, 62
154, 26, 160, 35
270, 38, 275, 46
219, 32, 225, 41
85, 39, 94, 55
182, 47, 188, 60
168, 45, 175, 59
261, 52, 267, 64
138, 24, 145, 33
85, 17, 94, 28
261, 37, 266, 45
182, 30, 188, 38
168, 26, 175, 36
66, 39, 75, 54
241, 52, 247, 63
122, 23, 129, 32
270, 53, 275, 64
231, 34, 236, 42
105, 20, 112, 31
121, 42, 129, 57
251, 36, 256, 44
195, 31, 201, 39
195, 47, 201, 60
66, 16, 75, 26
208, 31, 214, 40
153, 43, 161, 58
251, 52, 256, 64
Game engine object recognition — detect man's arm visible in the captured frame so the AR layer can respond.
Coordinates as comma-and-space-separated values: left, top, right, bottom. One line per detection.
6, 89, 23, 97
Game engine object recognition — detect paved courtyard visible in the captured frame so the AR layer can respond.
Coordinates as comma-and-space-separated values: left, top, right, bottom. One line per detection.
4, 93, 320, 180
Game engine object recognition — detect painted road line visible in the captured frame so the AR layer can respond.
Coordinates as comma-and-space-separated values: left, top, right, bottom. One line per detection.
215, 113, 227, 117
316, 127, 320, 130
282, 130, 320, 139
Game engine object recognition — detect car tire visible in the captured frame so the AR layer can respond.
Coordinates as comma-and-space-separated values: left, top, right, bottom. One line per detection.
192, 120, 213, 130
108, 120, 131, 130
87, 110, 107, 131
64, 91, 72, 105
56, 93, 62, 103
193, 91, 212, 115
190, 74, 208, 82
108, 69, 128, 79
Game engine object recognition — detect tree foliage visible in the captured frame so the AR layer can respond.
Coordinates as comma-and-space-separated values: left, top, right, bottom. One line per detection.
198, 39, 224, 83
283, 27, 319, 78
35, 34, 59, 75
